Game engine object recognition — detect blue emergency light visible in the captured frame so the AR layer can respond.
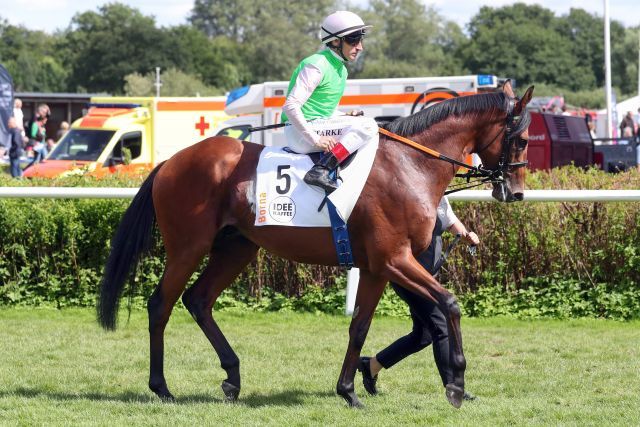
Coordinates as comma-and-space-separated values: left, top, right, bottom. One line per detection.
226, 86, 250, 106
476, 75, 495, 87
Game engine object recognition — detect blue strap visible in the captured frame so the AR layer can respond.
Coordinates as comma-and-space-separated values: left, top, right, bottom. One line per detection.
326, 199, 354, 269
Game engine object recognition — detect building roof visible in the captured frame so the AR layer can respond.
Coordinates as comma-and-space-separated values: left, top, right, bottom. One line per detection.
15, 92, 109, 101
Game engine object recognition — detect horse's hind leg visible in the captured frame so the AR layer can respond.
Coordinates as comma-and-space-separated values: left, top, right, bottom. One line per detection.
181, 230, 259, 401
148, 252, 205, 401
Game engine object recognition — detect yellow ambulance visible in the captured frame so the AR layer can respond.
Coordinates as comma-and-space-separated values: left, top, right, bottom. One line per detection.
23, 96, 229, 178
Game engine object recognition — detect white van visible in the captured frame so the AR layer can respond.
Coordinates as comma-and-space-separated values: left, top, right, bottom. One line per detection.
215, 75, 504, 146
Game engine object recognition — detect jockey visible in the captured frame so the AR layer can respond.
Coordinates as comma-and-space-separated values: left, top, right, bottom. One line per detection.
282, 11, 379, 193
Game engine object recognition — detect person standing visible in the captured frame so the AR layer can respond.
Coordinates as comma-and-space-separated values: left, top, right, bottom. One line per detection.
281, 11, 378, 193
619, 111, 634, 138
56, 121, 69, 141
7, 117, 26, 178
359, 197, 479, 401
13, 98, 24, 134
26, 104, 50, 168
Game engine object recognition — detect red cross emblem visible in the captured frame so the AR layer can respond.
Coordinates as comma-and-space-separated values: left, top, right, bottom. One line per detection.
195, 116, 210, 136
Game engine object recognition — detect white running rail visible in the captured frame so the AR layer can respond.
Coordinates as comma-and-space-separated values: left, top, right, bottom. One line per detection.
2, 187, 640, 201
0, 187, 139, 198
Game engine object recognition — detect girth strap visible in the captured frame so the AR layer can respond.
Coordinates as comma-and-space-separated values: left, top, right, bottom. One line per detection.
326, 199, 354, 269
325, 169, 354, 269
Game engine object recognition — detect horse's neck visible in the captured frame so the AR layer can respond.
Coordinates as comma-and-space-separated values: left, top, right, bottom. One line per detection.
374, 139, 450, 212
406, 123, 474, 189
420, 121, 475, 160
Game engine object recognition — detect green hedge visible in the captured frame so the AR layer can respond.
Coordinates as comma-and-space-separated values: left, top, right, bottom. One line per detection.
0, 167, 639, 319
442, 166, 640, 319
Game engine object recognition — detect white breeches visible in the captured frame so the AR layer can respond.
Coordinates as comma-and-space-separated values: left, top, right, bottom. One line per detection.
284, 115, 379, 154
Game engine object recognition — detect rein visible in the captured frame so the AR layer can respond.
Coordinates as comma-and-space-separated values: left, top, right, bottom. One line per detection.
378, 127, 503, 194
379, 98, 529, 194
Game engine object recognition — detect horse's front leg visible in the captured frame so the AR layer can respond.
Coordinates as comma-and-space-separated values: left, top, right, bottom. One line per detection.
336, 269, 386, 408
385, 250, 466, 408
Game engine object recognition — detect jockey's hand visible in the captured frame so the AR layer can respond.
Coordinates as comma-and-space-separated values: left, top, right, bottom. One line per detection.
316, 136, 338, 152
346, 110, 364, 116
463, 231, 480, 246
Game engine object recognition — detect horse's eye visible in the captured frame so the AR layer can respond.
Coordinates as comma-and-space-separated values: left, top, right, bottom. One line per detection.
516, 138, 528, 149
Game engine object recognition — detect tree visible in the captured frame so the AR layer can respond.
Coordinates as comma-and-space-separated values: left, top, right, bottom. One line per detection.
163, 25, 251, 91
62, 4, 170, 93
124, 68, 220, 96
354, 0, 465, 78
555, 8, 604, 89
610, 24, 638, 96
460, 4, 590, 90
189, 0, 336, 83
0, 20, 68, 92
188, 0, 254, 40
122, 72, 155, 96
460, 4, 637, 96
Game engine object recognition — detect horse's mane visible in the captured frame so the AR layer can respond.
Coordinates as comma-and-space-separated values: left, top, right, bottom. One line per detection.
382, 92, 510, 137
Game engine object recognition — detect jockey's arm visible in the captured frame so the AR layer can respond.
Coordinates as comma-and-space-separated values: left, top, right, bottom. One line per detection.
283, 65, 336, 151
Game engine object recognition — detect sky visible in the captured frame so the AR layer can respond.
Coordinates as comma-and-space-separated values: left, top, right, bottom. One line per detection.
0, 0, 638, 33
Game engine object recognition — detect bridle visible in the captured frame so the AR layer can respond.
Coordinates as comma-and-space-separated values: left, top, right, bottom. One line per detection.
446, 97, 530, 194
378, 94, 530, 195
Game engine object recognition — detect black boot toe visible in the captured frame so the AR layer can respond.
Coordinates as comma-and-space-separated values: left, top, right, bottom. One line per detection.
303, 165, 338, 193
358, 357, 378, 396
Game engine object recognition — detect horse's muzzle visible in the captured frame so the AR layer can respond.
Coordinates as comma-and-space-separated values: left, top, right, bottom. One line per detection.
492, 183, 523, 203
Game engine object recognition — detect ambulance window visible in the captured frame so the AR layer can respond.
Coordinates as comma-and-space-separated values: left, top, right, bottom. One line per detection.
217, 125, 252, 141
48, 129, 115, 161
107, 131, 142, 165
120, 132, 142, 159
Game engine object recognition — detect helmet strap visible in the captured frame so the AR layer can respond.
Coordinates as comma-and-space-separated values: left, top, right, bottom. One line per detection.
329, 39, 348, 62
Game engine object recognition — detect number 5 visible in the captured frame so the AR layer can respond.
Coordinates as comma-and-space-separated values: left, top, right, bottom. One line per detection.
276, 165, 291, 194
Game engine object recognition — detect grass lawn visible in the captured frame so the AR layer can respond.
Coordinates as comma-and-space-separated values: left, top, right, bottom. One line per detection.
0, 307, 638, 426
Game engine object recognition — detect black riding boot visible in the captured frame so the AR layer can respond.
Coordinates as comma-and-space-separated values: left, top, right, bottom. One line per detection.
303, 153, 340, 193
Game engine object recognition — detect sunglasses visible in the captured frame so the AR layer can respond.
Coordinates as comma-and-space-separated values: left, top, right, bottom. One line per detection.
343, 31, 365, 45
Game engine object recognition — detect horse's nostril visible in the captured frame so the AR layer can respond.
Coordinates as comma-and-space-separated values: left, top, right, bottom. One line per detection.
513, 192, 524, 201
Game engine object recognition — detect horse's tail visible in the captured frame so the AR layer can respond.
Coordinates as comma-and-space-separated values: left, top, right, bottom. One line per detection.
97, 164, 163, 330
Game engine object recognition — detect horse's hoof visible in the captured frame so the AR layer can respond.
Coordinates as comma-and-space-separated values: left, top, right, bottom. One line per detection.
445, 384, 464, 409
337, 389, 364, 408
150, 383, 175, 402
159, 393, 176, 403
221, 380, 240, 402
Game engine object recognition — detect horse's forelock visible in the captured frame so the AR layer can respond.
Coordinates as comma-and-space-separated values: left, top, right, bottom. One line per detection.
511, 108, 531, 136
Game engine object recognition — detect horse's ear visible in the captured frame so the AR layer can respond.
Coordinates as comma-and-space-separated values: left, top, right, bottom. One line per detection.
514, 85, 535, 115
501, 79, 515, 98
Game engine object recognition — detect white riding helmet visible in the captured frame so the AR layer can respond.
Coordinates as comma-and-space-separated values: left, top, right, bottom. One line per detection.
320, 11, 371, 44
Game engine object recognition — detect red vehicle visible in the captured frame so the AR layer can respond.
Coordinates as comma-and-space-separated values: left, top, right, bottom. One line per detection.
526, 112, 593, 170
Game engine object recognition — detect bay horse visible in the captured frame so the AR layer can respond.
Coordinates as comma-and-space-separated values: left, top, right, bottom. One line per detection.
98, 81, 533, 408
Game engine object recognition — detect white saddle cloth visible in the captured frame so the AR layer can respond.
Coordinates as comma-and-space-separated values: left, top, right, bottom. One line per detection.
254, 138, 379, 227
